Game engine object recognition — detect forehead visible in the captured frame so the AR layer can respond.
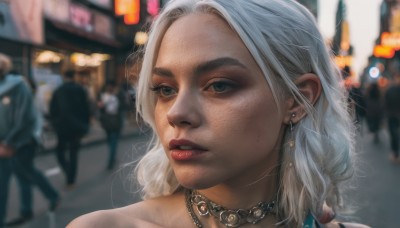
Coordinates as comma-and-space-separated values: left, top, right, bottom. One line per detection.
156, 12, 256, 70
165, 12, 234, 40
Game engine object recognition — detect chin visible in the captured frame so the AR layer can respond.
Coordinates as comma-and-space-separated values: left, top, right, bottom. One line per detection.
175, 172, 220, 190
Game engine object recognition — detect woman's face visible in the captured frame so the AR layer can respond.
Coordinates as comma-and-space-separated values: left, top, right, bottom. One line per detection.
152, 13, 288, 189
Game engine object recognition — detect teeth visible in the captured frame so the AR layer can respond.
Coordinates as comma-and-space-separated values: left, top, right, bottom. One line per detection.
179, 146, 193, 150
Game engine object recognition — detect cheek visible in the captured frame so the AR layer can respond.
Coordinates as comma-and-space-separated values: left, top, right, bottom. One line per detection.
210, 92, 283, 153
154, 105, 169, 139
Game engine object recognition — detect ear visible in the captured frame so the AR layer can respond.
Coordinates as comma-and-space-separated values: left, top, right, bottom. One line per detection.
283, 73, 322, 124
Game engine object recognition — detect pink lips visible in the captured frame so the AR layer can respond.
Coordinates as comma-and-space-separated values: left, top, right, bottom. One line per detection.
169, 139, 207, 161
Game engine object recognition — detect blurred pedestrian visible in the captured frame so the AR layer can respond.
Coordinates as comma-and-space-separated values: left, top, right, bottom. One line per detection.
76, 69, 97, 121
348, 82, 366, 129
364, 82, 384, 143
0, 53, 60, 227
97, 80, 124, 170
384, 73, 400, 163
49, 69, 90, 188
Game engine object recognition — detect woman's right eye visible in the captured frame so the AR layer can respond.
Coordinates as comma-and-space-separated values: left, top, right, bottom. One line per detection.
150, 85, 177, 98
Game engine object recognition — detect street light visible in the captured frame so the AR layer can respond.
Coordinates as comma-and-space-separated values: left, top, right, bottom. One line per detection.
369, 66, 380, 79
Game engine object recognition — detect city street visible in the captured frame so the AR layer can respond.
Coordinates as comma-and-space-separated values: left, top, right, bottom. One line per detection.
5, 130, 152, 228
4, 123, 400, 228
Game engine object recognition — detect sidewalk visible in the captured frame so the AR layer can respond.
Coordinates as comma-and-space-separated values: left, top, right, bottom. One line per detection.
40, 117, 142, 153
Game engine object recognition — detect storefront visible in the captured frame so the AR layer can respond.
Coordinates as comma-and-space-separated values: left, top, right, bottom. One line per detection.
36, 0, 119, 102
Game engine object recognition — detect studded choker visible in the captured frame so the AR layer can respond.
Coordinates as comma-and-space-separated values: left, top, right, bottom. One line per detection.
184, 189, 276, 228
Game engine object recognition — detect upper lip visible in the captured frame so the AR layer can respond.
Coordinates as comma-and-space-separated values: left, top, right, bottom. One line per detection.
169, 139, 208, 151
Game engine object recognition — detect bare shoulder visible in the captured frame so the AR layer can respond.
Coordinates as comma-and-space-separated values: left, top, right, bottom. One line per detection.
68, 192, 192, 228
67, 206, 161, 228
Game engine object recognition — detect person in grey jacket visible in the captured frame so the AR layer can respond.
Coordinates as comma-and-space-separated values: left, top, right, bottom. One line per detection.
0, 53, 60, 227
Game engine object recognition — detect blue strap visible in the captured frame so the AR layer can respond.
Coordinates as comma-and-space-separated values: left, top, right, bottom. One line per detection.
303, 212, 316, 228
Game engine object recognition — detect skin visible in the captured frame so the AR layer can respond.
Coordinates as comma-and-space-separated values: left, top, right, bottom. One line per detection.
152, 12, 287, 203
68, 12, 368, 228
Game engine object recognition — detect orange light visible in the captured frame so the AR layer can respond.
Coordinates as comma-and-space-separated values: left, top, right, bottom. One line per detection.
334, 55, 353, 69
115, 0, 140, 16
373, 45, 395, 58
381, 32, 400, 50
124, 13, 140, 24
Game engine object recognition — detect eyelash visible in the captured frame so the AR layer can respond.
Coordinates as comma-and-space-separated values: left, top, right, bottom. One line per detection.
150, 84, 177, 98
149, 79, 236, 98
206, 80, 235, 93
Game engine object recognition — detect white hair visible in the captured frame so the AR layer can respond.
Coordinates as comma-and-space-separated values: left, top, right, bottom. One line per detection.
134, 0, 355, 226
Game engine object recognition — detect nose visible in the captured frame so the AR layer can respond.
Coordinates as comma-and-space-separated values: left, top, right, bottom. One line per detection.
166, 90, 201, 128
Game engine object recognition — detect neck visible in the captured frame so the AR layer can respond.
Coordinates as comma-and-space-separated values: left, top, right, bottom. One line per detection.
186, 186, 279, 228
197, 173, 278, 210
196, 147, 280, 210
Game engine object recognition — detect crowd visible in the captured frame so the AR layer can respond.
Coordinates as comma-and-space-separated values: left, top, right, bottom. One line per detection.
0, 53, 133, 227
348, 72, 400, 164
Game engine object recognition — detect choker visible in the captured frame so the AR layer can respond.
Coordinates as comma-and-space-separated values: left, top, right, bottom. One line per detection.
184, 189, 276, 228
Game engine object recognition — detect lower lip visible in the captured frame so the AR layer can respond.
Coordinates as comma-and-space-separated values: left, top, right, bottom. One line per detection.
170, 150, 205, 161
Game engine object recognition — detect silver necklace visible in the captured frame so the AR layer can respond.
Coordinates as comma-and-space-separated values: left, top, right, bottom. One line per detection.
184, 189, 276, 228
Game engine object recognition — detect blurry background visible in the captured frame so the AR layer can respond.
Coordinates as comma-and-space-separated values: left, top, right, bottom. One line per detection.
0, 0, 399, 227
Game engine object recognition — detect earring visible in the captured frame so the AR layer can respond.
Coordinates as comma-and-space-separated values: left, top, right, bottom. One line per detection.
288, 113, 296, 168
288, 113, 296, 148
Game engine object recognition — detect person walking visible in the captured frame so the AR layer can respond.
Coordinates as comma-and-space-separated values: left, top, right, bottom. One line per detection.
97, 81, 125, 170
49, 69, 90, 188
384, 73, 400, 163
364, 82, 384, 143
0, 53, 60, 227
348, 82, 366, 129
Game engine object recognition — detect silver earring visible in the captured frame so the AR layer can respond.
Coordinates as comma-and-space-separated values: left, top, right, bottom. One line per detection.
288, 113, 296, 168
288, 113, 296, 148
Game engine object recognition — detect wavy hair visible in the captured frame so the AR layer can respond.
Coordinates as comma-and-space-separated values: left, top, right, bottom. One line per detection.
134, 0, 355, 226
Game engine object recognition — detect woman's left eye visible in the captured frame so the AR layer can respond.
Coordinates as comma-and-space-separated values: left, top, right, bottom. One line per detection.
207, 81, 235, 93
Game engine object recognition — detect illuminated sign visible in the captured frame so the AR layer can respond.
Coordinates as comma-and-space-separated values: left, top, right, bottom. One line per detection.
115, 0, 140, 25
372, 32, 400, 58
124, 12, 140, 24
115, 0, 136, 15
373, 45, 395, 58
381, 32, 400, 50
147, 0, 159, 17
69, 3, 93, 32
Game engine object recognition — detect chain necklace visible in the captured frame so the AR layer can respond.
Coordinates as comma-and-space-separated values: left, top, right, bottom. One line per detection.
184, 189, 276, 228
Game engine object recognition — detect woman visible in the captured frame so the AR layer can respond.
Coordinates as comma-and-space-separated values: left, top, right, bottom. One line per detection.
69, 0, 368, 227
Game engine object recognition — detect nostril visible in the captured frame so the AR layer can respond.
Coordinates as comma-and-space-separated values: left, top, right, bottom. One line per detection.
168, 119, 191, 127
